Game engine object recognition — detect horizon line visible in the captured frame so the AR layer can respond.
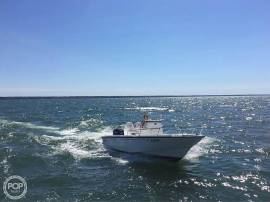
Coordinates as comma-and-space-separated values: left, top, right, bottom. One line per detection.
0, 93, 269, 99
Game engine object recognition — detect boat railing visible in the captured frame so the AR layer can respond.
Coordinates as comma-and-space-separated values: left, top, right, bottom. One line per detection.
138, 127, 163, 136
125, 127, 163, 136
126, 123, 205, 136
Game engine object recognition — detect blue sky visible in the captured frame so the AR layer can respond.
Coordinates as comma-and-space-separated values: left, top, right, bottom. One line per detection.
0, 0, 269, 96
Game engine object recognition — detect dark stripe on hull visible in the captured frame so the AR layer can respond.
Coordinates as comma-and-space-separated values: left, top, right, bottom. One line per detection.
104, 145, 183, 161
102, 135, 205, 139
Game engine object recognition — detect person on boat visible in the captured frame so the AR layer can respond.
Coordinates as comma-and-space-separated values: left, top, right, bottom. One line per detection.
143, 112, 149, 121
142, 113, 149, 128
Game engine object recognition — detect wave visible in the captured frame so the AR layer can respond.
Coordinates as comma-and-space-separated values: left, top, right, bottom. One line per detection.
58, 128, 80, 136
125, 107, 170, 111
56, 142, 94, 160
43, 127, 113, 160
79, 118, 103, 127
0, 117, 108, 140
0, 118, 115, 162
184, 136, 218, 160
0, 157, 10, 175
0, 118, 60, 132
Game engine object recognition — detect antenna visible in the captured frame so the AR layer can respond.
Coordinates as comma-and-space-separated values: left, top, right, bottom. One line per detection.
199, 128, 203, 135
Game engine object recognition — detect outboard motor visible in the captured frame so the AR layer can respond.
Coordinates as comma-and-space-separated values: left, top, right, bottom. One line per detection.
113, 128, 124, 135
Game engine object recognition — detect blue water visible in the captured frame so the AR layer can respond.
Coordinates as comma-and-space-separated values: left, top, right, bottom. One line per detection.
0, 96, 269, 201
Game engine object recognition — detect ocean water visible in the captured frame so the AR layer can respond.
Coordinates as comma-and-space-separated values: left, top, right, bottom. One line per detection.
0, 96, 269, 201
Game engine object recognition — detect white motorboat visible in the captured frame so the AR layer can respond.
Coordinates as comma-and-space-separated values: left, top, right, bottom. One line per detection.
102, 114, 205, 160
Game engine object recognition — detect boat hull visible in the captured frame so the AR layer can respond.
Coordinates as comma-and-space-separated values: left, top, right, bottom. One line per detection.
102, 135, 204, 159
